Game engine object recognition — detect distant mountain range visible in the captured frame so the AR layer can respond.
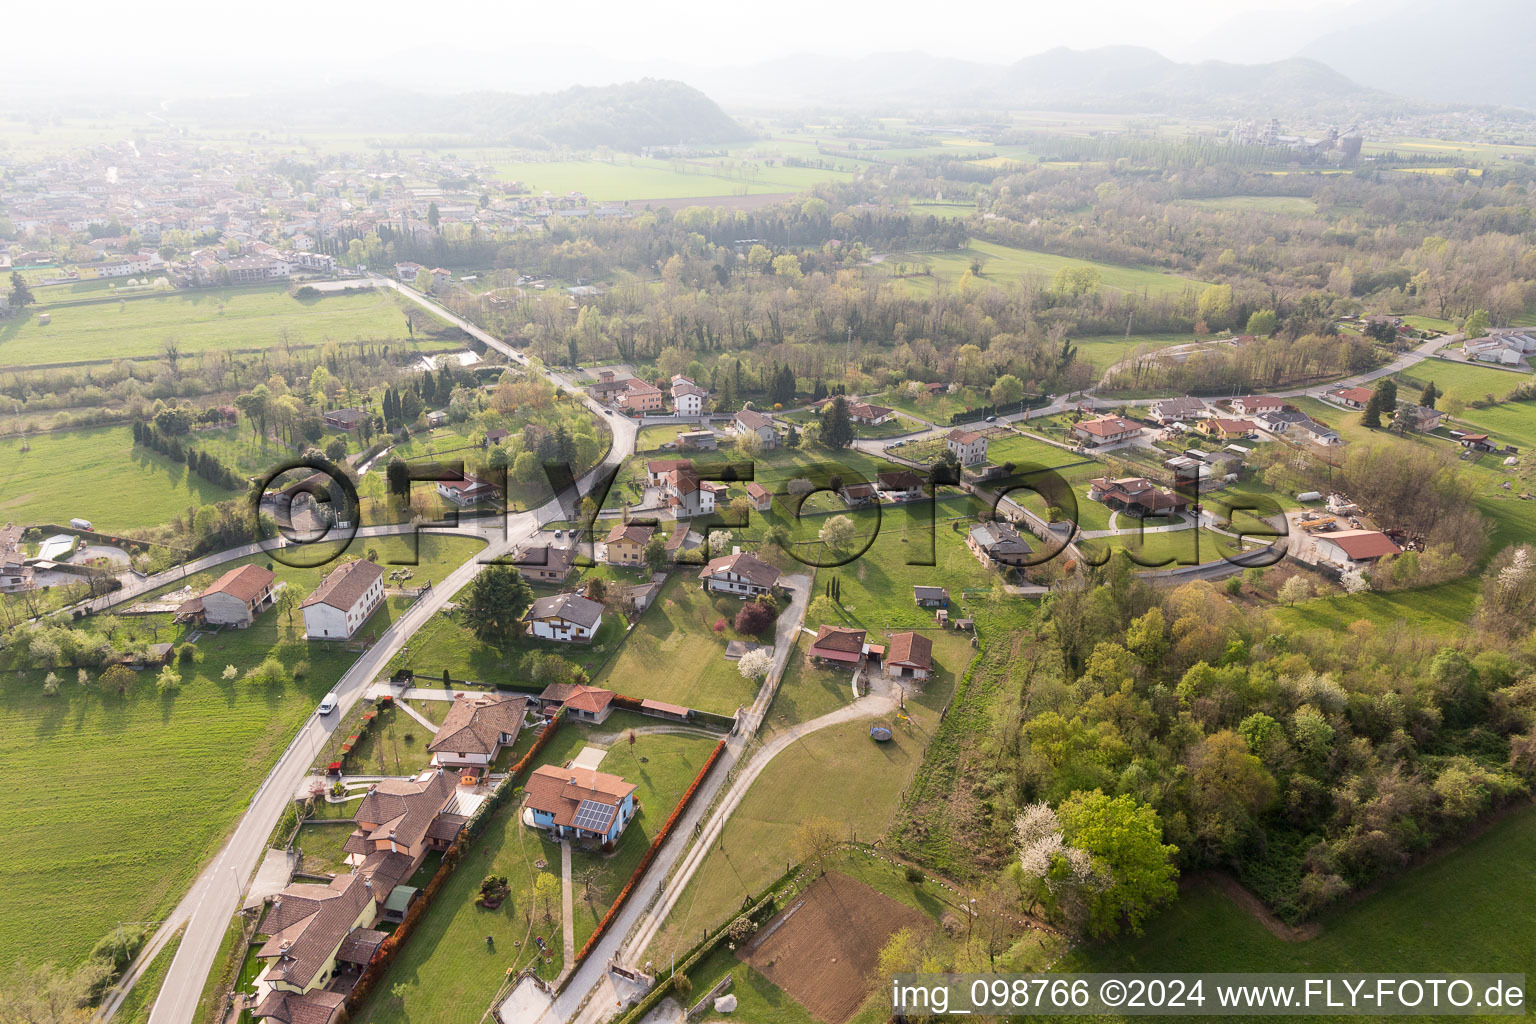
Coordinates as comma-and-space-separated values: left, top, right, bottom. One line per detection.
693, 46, 1377, 116
165, 79, 746, 150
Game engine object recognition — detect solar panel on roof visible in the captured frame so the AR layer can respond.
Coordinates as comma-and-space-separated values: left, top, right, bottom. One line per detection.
571, 799, 616, 833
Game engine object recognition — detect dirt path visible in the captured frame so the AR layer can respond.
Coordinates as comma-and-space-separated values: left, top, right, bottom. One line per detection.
561, 841, 576, 968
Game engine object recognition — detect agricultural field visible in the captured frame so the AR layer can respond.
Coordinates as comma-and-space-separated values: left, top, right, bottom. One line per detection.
492, 152, 854, 202
1070, 805, 1536, 1009
0, 532, 485, 968
0, 285, 437, 368
649, 628, 975, 962
887, 240, 1211, 298
1073, 333, 1197, 375
0, 425, 238, 532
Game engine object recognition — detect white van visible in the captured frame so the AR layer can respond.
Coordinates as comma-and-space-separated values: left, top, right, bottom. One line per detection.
318, 692, 339, 715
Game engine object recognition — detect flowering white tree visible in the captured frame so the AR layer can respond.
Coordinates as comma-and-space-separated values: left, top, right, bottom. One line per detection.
1340, 568, 1371, 594
738, 647, 773, 681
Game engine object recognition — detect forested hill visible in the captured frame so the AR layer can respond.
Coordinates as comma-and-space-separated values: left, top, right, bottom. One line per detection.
166, 79, 746, 151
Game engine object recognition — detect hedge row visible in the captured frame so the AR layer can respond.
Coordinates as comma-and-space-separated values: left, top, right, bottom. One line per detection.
568, 738, 727, 972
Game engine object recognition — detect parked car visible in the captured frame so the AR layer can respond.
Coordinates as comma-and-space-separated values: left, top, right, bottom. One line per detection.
985, 415, 998, 422
318, 692, 339, 715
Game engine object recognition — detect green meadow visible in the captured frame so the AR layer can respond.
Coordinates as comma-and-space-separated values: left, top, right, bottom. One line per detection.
894, 240, 1210, 298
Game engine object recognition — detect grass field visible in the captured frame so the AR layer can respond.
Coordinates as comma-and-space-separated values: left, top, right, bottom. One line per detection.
1073, 333, 1195, 374
1069, 804, 1536, 1020
890, 240, 1210, 298
0, 534, 484, 969
0, 425, 237, 531
387, 599, 628, 684
589, 575, 769, 716
650, 630, 973, 961
1389, 359, 1531, 406
0, 286, 428, 367
492, 155, 851, 202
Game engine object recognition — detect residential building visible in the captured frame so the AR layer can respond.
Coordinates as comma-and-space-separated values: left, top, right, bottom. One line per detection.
604, 522, 655, 565
523, 764, 638, 848
946, 428, 989, 465
646, 458, 692, 486
1072, 415, 1141, 446
698, 550, 781, 596
1147, 396, 1208, 423
878, 470, 926, 501
322, 408, 367, 431
1199, 417, 1258, 440
1326, 386, 1375, 410
840, 482, 878, 507
511, 542, 576, 585
1228, 396, 1285, 417
913, 585, 949, 608
847, 401, 894, 425
1311, 529, 1401, 572
885, 631, 933, 681
808, 625, 878, 664
177, 564, 276, 627
676, 430, 718, 451
619, 378, 664, 414
537, 682, 616, 723
967, 521, 1034, 569
436, 474, 501, 508
1396, 403, 1445, 432
745, 482, 773, 511
301, 559, 385, 640
670, 376, 709, 416
427, 693, 526, 769
522, 592, 604, 643
0, 524, 33, 592
1087, 477, 1188, 518
661, 466, 720, 518
732, 409, 779, 448
615, 579, 663, 615
1293, 420, 1342, 445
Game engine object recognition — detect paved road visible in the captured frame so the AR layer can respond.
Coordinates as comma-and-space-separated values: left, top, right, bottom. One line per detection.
121, 282, 637, 1024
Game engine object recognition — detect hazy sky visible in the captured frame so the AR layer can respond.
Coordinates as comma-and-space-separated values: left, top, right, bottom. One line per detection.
8, 0, 1352, 93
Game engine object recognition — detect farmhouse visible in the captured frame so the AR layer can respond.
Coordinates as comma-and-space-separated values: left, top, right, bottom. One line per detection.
427, 693, 526, 769
1087, 477, 1187, 518
808, 625, 879, 665
1073, 415, 1141, 446
522, 592, 604, 643
745, 482, 773, 511
946, 429, 989, 465
1228, 395, 1285, 417
878, 469, 926, 501
1147, 396, 1208, 423
913, 585, 949, 608
885, 631, 933, 681
177, 564, 276, 627
511, 542, 576, 585
732, 409, 779, 448
300, 558, 385, 640
537, 682, 616, 723
435, 474, 501, 508
523, 764, 638, 848
698, 550, 781, 596
967, 521, 1034, 569
1311, 529, 1402, 572
603, 522, 655, 565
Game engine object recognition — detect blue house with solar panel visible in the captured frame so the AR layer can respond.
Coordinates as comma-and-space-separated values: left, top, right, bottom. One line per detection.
523, 763, 640, 849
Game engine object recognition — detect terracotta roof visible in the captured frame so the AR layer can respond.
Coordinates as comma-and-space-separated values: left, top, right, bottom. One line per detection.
745, 482, 771, 501
335, 927, 388, 965
204, 563, 274, 602
734, 409, 773, 430
1076, 415, 1140, 437
605, 522, 656, 547
540, 683, 615, 714
1231, 395, 1284, 409
1320, 529, 1401, 560
252, 989, 346, 1024
811, 625, 867, 654
428, 693, 526, 756
698, 551, 781, 588
878, 470, 925, 490
256, 874, 374, 990
523, 764, 636, 830
1331, 386, 1375, 404
647, 458, 692, 475
948, 428, 984, 445
301, 558, 384, 611
1206, 418, 1256, 433
352, 771, 456, 852
886, 631, 933, 670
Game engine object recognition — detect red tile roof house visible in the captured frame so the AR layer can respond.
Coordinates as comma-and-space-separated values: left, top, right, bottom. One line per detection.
603, 522, 656, 565
537, 682, 616, 723
427, 693, 527, 769
250, 771, 467, 1024
1087, 477, 1188, 518
662, 467, 721, 518
878, 469, 926, 502
1072, 415, 1142, 447
176, 564, 276, 627
300, 559, 385, 640
847, 401, 895, 425
732, 408, 780, 448
946, 428, 989, 465
1311, 529, 1402, 572
511, 542, 576, 584
840, 481, 878, 507
1326, 386, 1376, 410
884, 631, 934, 681
619, 378, 664, 414
646, 457, 693, 486
745, 482, 773, 511
435, 474, 501, 508
523, 764, 638, 849
808, 625, 883, 666
698, 551, 781, 597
